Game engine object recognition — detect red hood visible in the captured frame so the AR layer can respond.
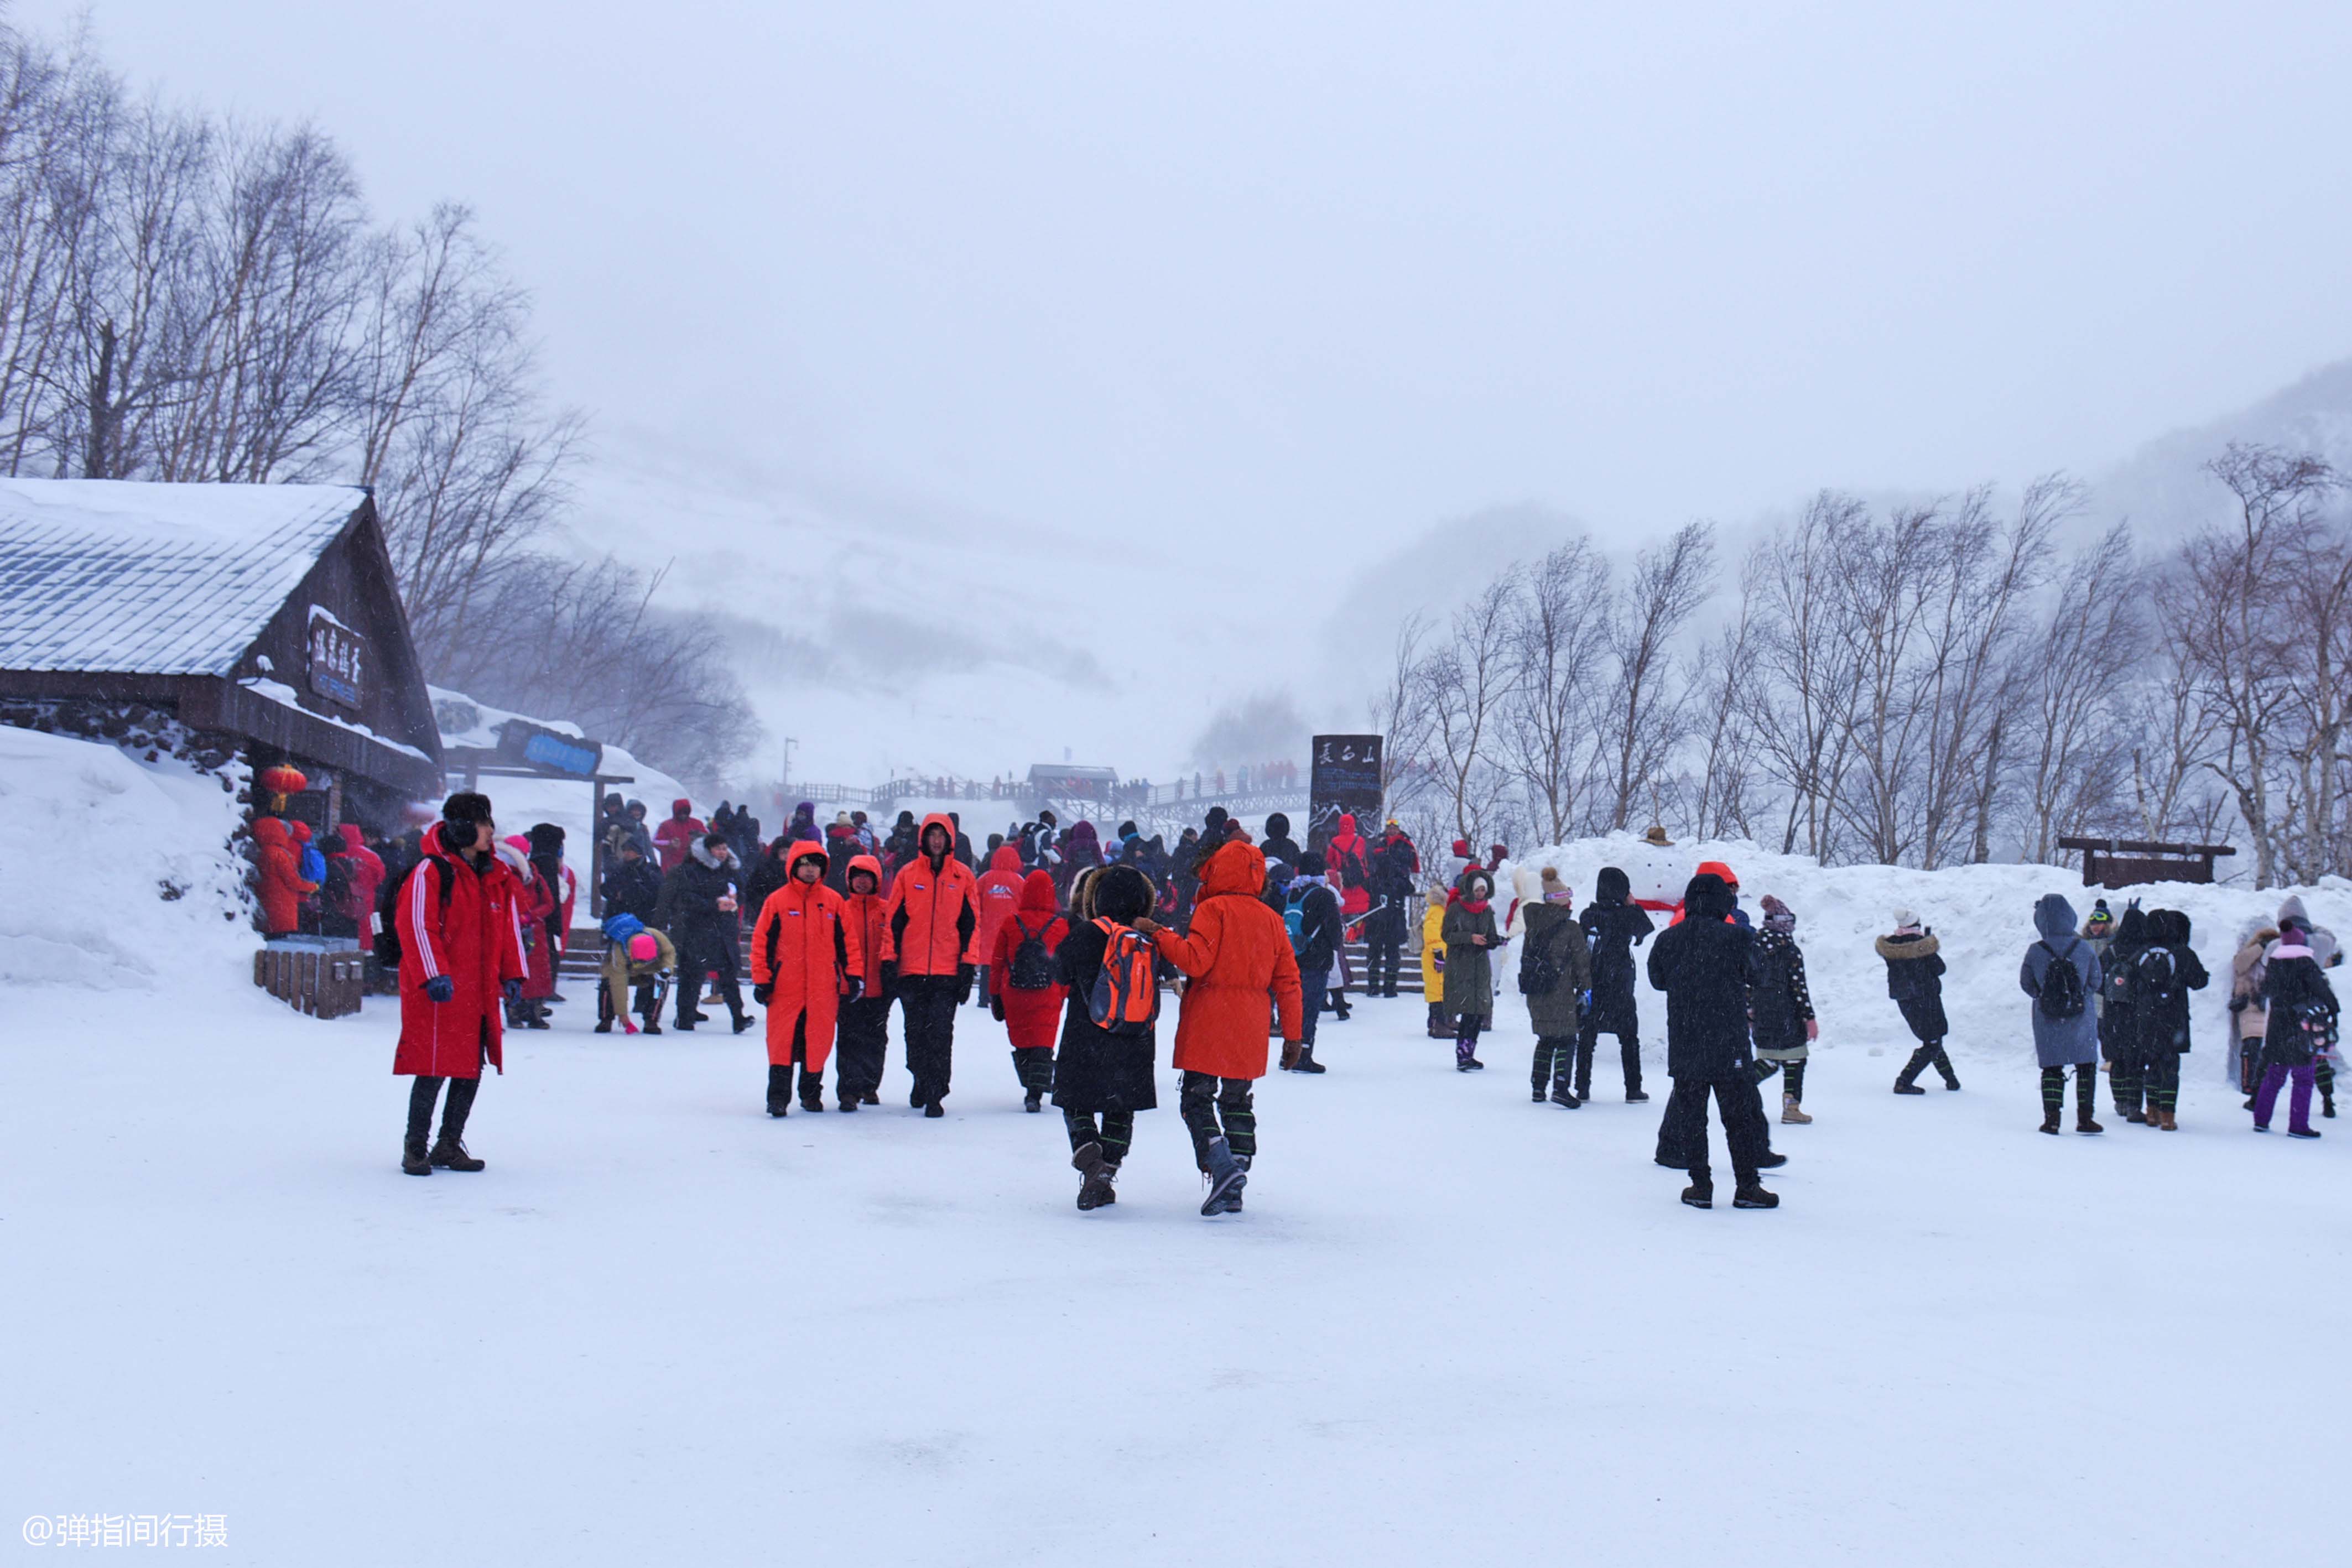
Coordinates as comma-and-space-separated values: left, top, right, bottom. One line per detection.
1018, 869, 1058, 913
1199, 839, 1267, 899
337, 822, 366, 851
252, 817, 289, 847
1333, 813, 1359, 845
290, 820, 313, 843
989, 845, 1023, 877
1694, 859, 1738, 890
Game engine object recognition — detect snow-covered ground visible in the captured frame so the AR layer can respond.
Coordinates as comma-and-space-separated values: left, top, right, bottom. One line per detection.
8, 940, 2343, 1565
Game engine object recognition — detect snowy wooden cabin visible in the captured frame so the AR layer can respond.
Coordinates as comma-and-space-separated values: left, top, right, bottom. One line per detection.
0, 479, 442, 826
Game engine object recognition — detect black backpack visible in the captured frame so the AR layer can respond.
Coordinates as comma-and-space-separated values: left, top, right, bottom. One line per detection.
2034, 940, 2086, 1021
1518, 939, 1561, 997
1006, 915, 1057, 990
2136, 945, 2178, 998
373, 857, 454, 967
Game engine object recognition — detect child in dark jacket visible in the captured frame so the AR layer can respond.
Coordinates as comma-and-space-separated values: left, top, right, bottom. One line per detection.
1879, 909, 1958, 1093
2252, 919, 2337, 1138
1751, 894, 1818, 1123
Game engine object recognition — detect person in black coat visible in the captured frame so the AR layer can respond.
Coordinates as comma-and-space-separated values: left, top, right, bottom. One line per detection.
1646, 873, 1776, 1208
742, 837, 795, 923
1878, 909, 1957, 1093
2130, 908, 2209, 1129
600, 840, 663, 926
1260, 812, 1303, 872
655, 834, 750, 1033
1364, 821, 1418, 998
1578, 866, 1656, 1101
1054, 866, 1163, 1209
1283, 852, 1342, 1074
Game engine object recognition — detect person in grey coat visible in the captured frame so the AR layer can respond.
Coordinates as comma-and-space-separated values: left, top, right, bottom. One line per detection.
2022, 893, 2104, 1135
1519, 866, 1593, 1106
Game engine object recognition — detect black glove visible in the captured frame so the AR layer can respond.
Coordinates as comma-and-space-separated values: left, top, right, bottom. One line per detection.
956, 963, 975, 1003
844, 976, 863, 1002
502, 978, 523, 1007
425, 975, 454, 1003
752, 983, 773, 1007
990, 996, 1006, 1023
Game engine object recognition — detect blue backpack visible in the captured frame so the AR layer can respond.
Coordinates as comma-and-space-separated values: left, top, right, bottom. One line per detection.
1284, 888, 1312, 956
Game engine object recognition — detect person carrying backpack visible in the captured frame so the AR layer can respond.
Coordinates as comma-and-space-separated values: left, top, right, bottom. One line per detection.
991, 869, 1069, 1111
595, 914, 675, 1035
1283, 851, 1342, 1075
1879, 910, 1959, 1093
2127, 909, 2208, 1130
2253, 916, 2336, 1137
2100, 904, 2151, 1119
1520, 867, 1592, 1107
1132, 838, 1304, 1217
974, 844, 1027, 1012
2022, 893, 2104, 1135
1052, 865, 1161, 1209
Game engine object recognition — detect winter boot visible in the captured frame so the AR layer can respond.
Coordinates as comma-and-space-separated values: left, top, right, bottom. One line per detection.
1755, 1150, 1788, 1170
1024, 1091, 1043, 1113
2077, 1109, 2103, 1134
1200, 1135, 1248, 1216
1072, 1142, 1118, 1211
1550, 1083, 1581, 1108
428, 1137, 485, 1172
2324, 1092, 2338, 1119
1532, 1085, 1548, 1102
593, 1019, 612, 1034
1894, 1047, 1931, 1094
924, 1100, 945, 1118
1782, 1095, 1812, 1125
1732, 1182, 1779, 1209
2158, 1107, 2178, 1131
1291, 1045, 1326, 1074
767, 1093, 790, 1118
2039, 1111, 2061, 1135
837, 1097, 858, 1112
1680, 1181, 1713, 1210
1455, 1040, 1476, 1072
1224, 1155, 1247, 1212
642, 1021, 662, 1035
861, 1090, 880, 1106
2287, 1126, 2323, 1139
402, 1137, 431, 1176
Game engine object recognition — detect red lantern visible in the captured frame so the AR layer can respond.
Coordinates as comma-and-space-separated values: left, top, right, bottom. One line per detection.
259, 764, 308, 812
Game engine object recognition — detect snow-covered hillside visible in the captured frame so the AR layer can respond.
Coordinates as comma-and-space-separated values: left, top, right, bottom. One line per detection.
0, 726, 251, 989
1500, 834, 2350, 1075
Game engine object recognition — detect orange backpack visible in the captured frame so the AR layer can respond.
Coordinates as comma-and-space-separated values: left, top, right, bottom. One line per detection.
1086, 918, 1160, 1035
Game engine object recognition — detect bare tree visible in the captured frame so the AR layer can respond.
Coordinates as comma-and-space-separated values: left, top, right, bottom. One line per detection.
1603, 519, 1712, 829
1498, 536, 1611, 842
1421, 573, 1523, 848
2015, 522, 2142, 862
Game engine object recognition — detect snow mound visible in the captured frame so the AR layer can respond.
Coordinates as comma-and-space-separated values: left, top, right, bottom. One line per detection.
0, 726, 251, 989
1501, 834, 2349, 1069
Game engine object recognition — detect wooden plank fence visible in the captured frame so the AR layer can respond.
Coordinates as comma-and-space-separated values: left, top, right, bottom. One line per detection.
254, 947, 367, 1018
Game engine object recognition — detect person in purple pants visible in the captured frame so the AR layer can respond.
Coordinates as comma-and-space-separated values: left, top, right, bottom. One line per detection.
2252, 919, 2336, 1138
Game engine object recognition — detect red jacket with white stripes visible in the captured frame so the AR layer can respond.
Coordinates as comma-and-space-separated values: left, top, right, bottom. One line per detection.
394, 822, 528, 1080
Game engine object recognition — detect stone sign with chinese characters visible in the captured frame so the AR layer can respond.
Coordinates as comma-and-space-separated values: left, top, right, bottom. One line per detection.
305, 606, 366, 710
1308, 733, 1383, 848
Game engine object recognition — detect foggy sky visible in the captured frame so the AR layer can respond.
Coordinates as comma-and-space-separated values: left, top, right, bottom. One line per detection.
25, 0, 2352, 565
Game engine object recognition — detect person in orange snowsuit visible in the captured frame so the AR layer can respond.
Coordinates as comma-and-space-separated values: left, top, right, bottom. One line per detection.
750, 840, 860, 1116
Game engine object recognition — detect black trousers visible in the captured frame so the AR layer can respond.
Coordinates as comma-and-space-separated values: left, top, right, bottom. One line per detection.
1533, 1034, 1576, 1093
680, 935, 745, 1027
1754, 1058, 1807, 1101
836, 994, 891, 1100
1011, 1046, 1054, 1096
1366, 912, 1404, 996
1300, 983, 1326, 1048
1575, 1020, 1642, 1097
1662, 1070, 1772, 1185
1065, 1108, 1136, 1163
2145, 1045, 2182, 1112
899, 976, 961, 1106
405, 1074, 480, 1147
1179, 1071, 1257, 1168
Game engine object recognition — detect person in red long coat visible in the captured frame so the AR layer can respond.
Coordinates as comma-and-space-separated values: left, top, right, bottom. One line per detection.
750, 840, 860, 1115
991, 869, 1068, 1111
251, 816, 315, 937
499, 836, 558, 1028
395, 794, 527, 1175
334, 823, 385, 937
1135, 838, 1303, 1213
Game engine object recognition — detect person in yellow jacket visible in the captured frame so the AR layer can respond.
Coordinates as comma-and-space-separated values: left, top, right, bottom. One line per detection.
1420, 878, 1450, 1038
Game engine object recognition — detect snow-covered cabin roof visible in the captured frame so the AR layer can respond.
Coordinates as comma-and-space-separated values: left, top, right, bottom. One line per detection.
0, 478, 368, 675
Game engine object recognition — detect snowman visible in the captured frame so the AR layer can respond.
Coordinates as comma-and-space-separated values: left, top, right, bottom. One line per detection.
1623, 826, 1689, 916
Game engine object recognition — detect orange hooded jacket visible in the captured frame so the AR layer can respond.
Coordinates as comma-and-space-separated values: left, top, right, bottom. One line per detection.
840, 853, 890, 994
750, 840, 859, 1070
1149, 839, 1303, 1080
251, 816, 316, 936
883, 813, 980, 976
975, 843, 1026, 965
